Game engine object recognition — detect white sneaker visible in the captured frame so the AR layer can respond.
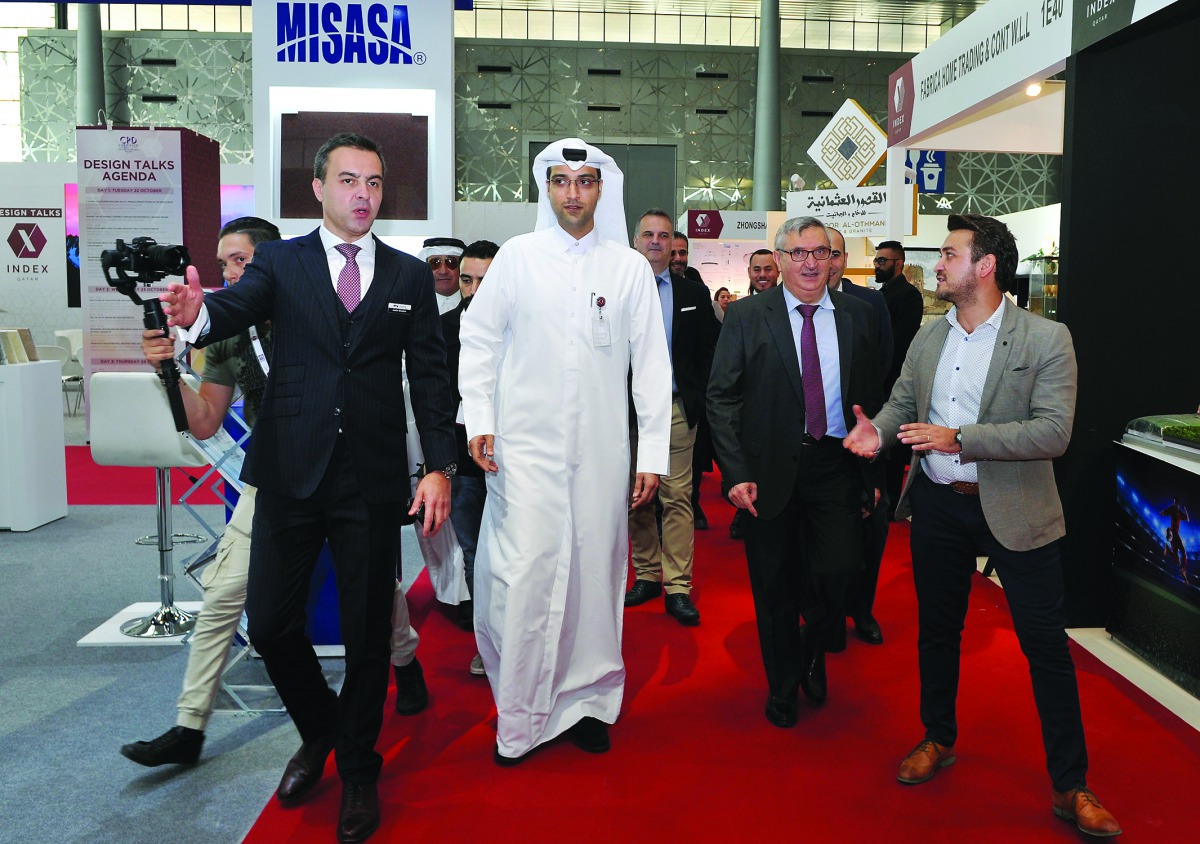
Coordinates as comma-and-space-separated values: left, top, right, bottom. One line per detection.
469, 653, 485, 676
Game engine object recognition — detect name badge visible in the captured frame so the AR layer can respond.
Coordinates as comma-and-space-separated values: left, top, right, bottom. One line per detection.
680, 305, 696, 312
592, 315, 611, 347
388, 303, 411, 313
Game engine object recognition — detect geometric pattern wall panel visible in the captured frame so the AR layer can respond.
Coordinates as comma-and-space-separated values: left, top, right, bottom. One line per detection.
17, 30, 1058, 216
20, 32, 252, 165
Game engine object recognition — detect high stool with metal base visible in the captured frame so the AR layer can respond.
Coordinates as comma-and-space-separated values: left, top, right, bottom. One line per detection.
90, 371, 208, 638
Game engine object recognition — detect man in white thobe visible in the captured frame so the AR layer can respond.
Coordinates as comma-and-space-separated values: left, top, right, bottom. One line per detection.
459, 138, 672, 764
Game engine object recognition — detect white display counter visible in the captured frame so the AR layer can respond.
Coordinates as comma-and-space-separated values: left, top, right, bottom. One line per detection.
0, 360, 68, 530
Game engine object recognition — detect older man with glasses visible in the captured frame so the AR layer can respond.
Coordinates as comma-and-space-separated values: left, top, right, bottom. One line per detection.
708, 216, 881, 728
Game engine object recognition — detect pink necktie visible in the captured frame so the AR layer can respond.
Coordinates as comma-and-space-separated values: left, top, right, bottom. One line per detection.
335, 243, 362, 313
797, 303, 827, 440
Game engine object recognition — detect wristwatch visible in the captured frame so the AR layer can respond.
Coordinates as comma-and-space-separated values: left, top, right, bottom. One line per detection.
954, 430, 963, 447
437, 463, 458, 480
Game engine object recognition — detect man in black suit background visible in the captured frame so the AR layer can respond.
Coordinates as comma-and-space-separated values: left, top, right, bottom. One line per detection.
875, 239, 924, 511
624, 209, 719, 625
707, 216, 880, 729
161, 132, 457, 843
827, 226, 892, 646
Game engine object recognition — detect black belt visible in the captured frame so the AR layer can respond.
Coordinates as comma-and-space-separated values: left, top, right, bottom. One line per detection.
801, 433, 843, 446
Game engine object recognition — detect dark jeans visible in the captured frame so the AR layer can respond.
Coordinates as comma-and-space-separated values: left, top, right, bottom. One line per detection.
450, 473, 486, 599
908, 472, 1088, 791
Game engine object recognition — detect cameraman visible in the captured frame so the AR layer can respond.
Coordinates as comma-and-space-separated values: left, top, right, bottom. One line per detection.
119, 216, 427, 767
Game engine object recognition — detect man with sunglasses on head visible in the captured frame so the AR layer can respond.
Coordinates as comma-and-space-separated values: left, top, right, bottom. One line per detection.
708, 216, 880, 729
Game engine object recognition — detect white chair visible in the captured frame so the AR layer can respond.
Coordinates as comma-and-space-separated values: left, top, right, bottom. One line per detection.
36, 345, 69, 367
54, 335, 74, 360
61, 360, 84, 416
54, 328, 83, 360
90, 371, 207, 638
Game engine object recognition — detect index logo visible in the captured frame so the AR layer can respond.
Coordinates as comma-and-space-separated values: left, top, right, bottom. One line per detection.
276, 2, 424, 65
893, 77, 905, 112
8, 223, 46, 259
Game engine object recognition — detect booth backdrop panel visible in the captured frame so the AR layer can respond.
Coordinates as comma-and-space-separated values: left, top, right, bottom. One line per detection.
1057, 2, 1200, 626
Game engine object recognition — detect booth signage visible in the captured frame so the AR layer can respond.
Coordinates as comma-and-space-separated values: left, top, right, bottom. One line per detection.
807, 99, 887, 190
1072, 0, 1182, 52
888, 0, 1073, 145
785, 186, 914, 239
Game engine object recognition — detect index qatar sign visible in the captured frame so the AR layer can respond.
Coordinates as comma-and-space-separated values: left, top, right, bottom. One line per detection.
252, 0, 454, 240
1072, 0, 1183, 51
888, 0, 1073, 146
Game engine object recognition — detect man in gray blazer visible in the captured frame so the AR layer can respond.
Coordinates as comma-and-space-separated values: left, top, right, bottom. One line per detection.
844, 214, 1120, 838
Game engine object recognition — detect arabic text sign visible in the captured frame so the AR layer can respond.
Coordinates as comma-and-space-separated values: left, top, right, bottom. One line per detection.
786, 187, 896, 238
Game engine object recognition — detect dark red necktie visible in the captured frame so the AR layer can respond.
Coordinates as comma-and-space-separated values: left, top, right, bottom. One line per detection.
335, 242, 362, 313
797, 303, 827, 440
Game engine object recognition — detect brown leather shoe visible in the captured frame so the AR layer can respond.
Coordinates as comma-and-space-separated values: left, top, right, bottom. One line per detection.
276, 734, 336, 803
897, 739, 955, 784
1052, 787, 1122, 837
337, 780, 380, 843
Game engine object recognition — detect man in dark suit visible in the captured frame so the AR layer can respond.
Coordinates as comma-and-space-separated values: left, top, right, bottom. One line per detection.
161, 132, 457, 843
844, 215, 1120, 837
442, 238, 499, 672
708, 216, 880, 729
624, 209, 719, 625
827, 226, 891, 646
875, 240, 924, 511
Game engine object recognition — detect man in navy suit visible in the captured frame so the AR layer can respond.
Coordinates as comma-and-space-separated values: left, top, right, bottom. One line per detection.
162, 133, 457, 843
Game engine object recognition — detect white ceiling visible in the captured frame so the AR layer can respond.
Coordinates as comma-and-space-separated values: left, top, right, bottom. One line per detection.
468, 1, 993, 25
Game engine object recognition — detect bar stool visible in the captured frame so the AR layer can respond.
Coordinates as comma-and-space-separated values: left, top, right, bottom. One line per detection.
90, 371, 207, 638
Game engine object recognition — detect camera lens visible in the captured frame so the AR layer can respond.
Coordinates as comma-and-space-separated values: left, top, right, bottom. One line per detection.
145, 244, 190, 275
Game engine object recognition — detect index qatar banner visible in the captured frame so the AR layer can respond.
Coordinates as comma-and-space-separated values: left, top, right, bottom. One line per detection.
252, 1, 454, 239
888, 0, 1073, 146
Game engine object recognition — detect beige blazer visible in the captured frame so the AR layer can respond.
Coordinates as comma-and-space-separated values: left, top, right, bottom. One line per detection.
874, 299, 1077, 552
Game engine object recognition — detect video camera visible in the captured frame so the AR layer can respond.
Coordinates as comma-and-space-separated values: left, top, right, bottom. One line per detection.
101, 237, 192, 432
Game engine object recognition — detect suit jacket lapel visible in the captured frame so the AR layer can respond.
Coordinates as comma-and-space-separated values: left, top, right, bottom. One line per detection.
832, 299, 854, 405
978, 299, 1018, 419
294, 230, 344, 340
765, 290, 805, 407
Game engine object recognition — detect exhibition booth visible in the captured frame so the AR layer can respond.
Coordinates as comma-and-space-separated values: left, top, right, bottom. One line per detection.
884, 0, 1200, 694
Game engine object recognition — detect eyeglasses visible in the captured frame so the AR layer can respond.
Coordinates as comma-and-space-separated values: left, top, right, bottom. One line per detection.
547, 175, 600, 190
427, 256, 460, 270
776, 247, 832, 262
873, 257, 899, 266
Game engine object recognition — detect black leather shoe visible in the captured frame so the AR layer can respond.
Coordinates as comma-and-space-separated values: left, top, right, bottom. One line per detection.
120, 726, 204, 767
623, 580, 662, 607
853, 614, 883, 645
337, 781, 380, 844
800, 649, 827, 704
393, 658, 428, 715
729, 509, 747, 540
493, 744, 533, 767
568, 717, 611, 753
665, 593, 701, 626
276, 734, 336, 803
692, 499, 709, 530
765, 694, 798, 728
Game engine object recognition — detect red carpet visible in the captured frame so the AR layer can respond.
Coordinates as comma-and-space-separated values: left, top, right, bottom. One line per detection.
66, 445, 222, 505
239, 473, 1198, 843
